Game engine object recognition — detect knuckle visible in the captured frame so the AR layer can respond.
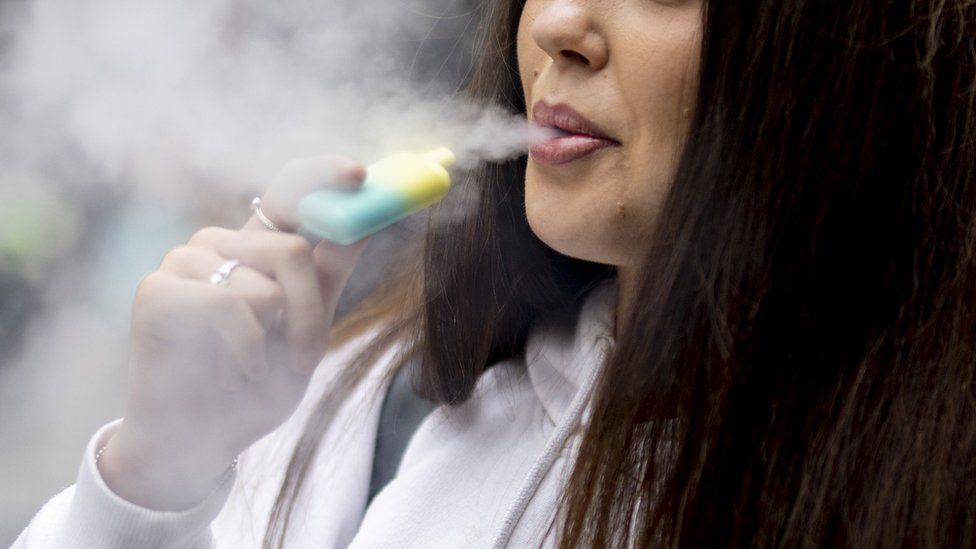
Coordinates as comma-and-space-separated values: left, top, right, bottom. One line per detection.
262, 284, 286, 307
188, 226, 227, 247
160, 245, 195, 270
277, 157, 305, 178
133, 273, 185, 320
278, 234, 313, 263
135, 271, 167, 297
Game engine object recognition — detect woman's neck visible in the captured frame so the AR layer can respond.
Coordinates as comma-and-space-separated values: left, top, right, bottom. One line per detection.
615, 266, 639, 339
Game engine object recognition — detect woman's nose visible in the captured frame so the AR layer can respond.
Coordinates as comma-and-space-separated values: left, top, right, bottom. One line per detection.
530, 1, 609, 71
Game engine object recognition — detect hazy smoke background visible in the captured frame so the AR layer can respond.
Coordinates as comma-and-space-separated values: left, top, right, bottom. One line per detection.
0, 0, 503, 542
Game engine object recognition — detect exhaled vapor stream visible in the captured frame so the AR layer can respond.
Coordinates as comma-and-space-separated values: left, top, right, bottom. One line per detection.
0, 0, 534, 201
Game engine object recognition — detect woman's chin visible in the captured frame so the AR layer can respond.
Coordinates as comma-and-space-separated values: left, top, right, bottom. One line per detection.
525, 206, 611, 266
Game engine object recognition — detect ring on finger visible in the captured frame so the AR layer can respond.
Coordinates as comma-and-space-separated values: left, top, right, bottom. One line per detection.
209, 259, 242, 288
250, 197, 283, 233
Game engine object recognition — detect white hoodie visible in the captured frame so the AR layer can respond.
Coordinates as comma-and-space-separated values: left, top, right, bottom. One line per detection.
13, 283, 615, 548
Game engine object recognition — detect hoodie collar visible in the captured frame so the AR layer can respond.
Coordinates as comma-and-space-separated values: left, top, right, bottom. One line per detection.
524, 281, 617, 426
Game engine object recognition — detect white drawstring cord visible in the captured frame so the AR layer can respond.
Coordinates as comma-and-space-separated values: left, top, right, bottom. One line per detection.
488, 336, 611, 549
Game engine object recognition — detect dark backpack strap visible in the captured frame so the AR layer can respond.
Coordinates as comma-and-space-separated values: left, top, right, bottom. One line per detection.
367, 358, 437, 504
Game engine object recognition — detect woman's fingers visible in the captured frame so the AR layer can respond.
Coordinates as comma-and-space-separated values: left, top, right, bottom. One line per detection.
187, 228, 332, 374
203, 287, 269, 385
243, 155, 367, 233
159, 245, 285, 331
311, 236, 371, 306
137, 273, 270, 383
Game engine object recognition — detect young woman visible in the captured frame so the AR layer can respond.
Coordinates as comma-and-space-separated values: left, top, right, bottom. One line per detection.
16, 0, 976, 547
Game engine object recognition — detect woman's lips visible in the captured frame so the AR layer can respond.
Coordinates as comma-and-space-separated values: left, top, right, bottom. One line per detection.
530, 101, 620, 166
530, 134, 617, 165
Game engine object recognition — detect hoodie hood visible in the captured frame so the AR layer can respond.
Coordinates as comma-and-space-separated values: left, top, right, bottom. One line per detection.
525, 281, 617, 428
488, 281, 617, 548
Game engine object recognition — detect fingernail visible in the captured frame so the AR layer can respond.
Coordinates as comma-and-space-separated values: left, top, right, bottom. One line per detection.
342, 164, 366, 182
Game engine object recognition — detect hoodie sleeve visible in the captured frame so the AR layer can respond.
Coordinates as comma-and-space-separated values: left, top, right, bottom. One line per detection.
12, 329, 396, 549
11, 420, 236, 549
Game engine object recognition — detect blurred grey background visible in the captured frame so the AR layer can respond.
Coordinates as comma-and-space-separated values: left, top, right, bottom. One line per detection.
0, 0, 480, 543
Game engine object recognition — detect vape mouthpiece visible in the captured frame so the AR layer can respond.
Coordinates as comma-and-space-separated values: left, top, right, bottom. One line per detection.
423, 147, 456, 168
298, 148, 456, 245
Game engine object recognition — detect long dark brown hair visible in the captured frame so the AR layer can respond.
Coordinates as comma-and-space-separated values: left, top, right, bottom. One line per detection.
267, 1, 976, 546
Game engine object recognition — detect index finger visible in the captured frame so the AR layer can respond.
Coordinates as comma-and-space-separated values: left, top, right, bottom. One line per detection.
243, 155, 367, 233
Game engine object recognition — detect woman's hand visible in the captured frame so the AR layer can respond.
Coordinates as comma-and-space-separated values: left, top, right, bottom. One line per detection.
98, 156, 370, 511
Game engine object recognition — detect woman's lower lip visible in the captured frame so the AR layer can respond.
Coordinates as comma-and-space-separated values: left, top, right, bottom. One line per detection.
530, 135, 617, 166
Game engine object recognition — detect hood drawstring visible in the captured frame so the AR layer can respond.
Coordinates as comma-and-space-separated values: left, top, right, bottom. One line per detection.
488, 336, 612, 549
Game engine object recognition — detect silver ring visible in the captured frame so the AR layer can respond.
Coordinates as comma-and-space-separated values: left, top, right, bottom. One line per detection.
209, 259, 241, 288
250, 197, 282, 233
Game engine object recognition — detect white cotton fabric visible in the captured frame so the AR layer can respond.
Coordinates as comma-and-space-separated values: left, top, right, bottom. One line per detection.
12, 282, 616, 549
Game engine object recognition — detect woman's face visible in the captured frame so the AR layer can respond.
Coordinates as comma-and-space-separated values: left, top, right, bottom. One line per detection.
518, 0, 703, 267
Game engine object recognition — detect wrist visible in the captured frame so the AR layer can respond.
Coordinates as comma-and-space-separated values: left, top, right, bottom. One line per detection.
97, 427, 237, 512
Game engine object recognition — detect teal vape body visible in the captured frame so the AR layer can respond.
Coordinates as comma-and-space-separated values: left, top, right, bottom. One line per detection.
298, 148, 455, 245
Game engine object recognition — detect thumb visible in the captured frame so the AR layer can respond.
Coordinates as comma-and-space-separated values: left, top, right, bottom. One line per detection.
311, 236, 371, 315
